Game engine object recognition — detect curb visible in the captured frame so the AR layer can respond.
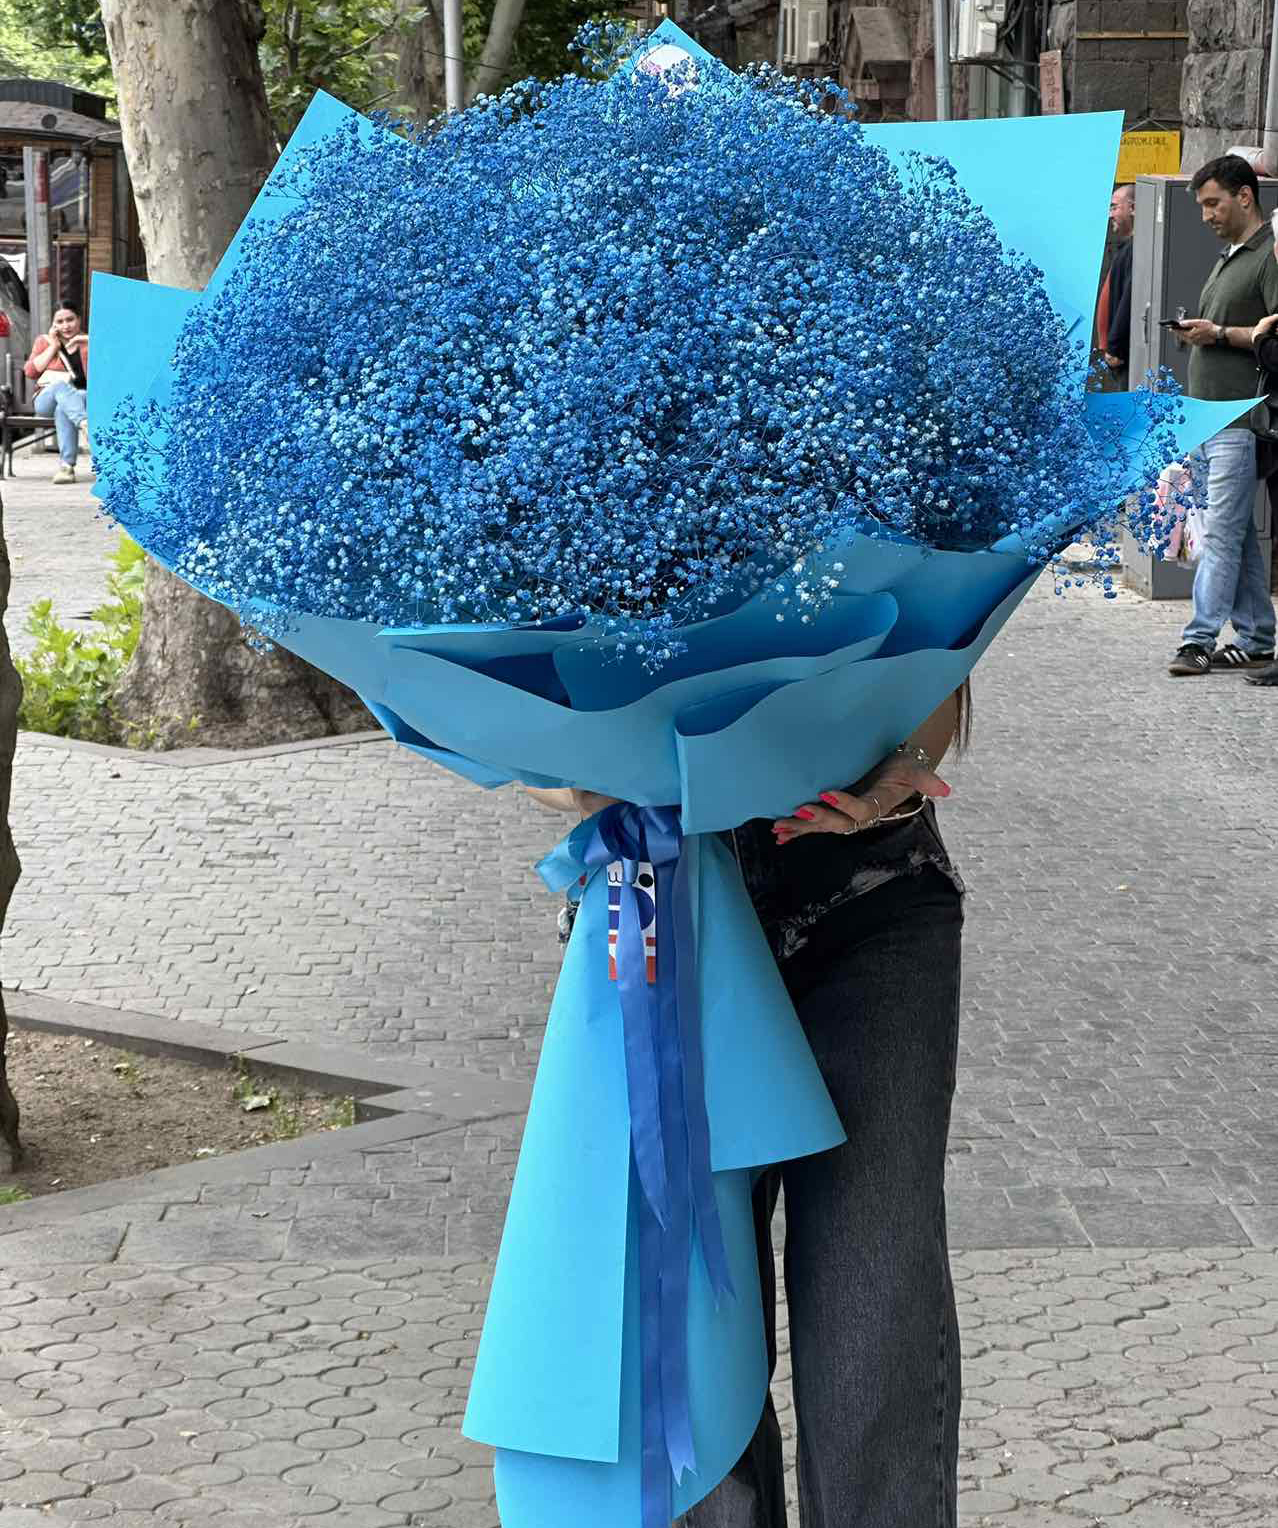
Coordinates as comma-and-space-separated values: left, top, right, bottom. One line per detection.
1, 990, 531, 1233
16, 727, 391, 767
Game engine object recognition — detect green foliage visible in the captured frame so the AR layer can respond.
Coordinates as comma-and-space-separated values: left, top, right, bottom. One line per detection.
15, 532, 142, 744
6, 0, 618, 141
5, 0, 432, 139
0, 0, 113, 97
261, 2, 434, 136
0, 1184, 31, 1205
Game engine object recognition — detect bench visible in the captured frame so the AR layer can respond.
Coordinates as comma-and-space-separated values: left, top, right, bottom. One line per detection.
0, 393, 55, 477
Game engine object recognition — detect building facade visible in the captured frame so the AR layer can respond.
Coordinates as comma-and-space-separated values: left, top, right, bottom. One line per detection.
673, 0, 1193, 136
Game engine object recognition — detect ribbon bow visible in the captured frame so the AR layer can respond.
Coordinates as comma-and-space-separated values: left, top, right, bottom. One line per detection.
554, 803, 735, 1526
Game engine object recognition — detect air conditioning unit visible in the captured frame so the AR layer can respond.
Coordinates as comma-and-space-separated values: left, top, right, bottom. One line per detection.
951, 0, 1005, 61
782, 0, 828, 64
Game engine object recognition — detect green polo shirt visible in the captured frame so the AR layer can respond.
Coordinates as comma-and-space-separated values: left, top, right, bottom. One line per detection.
1188, 223, 1278, 401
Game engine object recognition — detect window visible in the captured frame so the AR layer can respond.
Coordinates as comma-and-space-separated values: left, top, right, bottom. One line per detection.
782, 0, 827, 63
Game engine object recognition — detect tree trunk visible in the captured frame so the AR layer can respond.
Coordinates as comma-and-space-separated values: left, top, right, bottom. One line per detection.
0, 492, 23, 1170
395, 0, 447, 121
100, 0, 370, 750
466, 0, 528, 104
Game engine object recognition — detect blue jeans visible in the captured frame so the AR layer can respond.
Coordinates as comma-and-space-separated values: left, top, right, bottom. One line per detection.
683, 865, 964, 1528
34, 381, 87, 466
1181, 426, 1276, 655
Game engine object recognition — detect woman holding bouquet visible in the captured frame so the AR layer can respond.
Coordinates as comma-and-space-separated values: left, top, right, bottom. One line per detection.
93, 24, 1213, 1527
533, 688, 966, 1528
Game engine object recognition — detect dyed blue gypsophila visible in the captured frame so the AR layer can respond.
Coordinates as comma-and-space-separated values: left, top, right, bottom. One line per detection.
98, 31, 1183, 644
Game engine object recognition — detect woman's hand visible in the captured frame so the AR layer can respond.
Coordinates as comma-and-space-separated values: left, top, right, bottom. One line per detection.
571, 788, 620, 817
523, 785, 620, 818
772, 752, 951, 845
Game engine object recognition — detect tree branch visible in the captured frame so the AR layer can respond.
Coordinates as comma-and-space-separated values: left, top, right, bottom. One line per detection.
465, 0, 527, 103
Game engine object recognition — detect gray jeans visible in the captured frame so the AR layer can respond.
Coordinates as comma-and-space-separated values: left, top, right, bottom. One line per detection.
682, 864, 964, 1528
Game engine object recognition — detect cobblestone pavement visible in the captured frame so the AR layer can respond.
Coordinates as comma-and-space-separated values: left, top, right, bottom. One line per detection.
4, 477, 1278, 1522
7, 1130, 1278, 1526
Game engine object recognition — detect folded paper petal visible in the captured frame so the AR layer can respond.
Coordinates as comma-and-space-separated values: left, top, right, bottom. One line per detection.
492, 1162, 767, 1525
463, 831, 843, 1466
676, 570, 1035, 833
374, 597, 897, 814
862, 110, 1123, 373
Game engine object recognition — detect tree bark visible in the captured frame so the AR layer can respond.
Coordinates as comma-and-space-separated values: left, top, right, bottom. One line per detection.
0, 492, 23, 1170
100, 0, 370, 750
395, 0, 447, 121
466, 0, 528, 103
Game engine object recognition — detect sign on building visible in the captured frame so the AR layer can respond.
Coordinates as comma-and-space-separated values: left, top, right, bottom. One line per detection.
1038, 50, 1064, 114
1115, 131, 1181, 179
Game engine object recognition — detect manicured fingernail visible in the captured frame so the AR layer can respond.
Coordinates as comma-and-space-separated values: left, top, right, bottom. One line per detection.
794, 807, 815, 820
819, 792, 839, 806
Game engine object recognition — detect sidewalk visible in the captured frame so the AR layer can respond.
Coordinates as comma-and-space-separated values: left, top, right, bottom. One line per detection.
3, 448, 116, 658
3, 465, 1278, 1525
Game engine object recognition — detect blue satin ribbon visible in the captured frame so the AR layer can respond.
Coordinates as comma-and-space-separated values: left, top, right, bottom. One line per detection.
577, 804, 735, 1528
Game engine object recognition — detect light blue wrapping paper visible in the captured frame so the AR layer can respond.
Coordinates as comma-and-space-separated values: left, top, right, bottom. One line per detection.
88, 31, 1255, 1522
464, 832, 844, 1495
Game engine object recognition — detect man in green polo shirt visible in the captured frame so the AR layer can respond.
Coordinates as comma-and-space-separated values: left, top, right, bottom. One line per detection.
1168, 155, 1278, 677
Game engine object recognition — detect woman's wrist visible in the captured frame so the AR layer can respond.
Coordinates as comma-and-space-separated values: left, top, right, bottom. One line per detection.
894, 741, 934, 772
876, 793, 927, 825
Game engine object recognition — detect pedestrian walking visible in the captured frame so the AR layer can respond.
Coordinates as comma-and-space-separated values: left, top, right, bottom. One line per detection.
1167, 156, 1278, 677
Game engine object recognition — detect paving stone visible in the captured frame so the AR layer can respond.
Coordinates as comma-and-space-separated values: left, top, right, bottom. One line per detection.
120, 1217, 290, 1264
1072, 1201, 1251, 1247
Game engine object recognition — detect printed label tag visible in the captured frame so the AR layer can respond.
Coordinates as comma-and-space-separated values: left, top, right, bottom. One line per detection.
607, 861, 657, 984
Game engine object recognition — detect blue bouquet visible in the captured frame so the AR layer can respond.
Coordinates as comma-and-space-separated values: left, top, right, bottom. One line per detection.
91, 23, 1245, 1527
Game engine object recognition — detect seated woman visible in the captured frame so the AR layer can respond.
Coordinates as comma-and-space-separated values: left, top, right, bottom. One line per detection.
23, 304, 89, 484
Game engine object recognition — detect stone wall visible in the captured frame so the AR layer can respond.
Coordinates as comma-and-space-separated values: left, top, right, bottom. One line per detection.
1180, 0, 1271, 173
1050, 0, 1187, 125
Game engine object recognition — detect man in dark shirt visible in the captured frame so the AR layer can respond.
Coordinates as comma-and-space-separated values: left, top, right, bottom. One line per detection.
1098, 184, 1134, 380
1168, 156, 1278, 677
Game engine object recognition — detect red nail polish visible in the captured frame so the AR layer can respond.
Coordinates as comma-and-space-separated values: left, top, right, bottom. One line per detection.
794, 807, 815, 821
819, 792, 839, 806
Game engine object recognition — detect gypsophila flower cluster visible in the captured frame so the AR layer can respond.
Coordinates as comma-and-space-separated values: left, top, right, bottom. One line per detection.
97, 27, 1183, 643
